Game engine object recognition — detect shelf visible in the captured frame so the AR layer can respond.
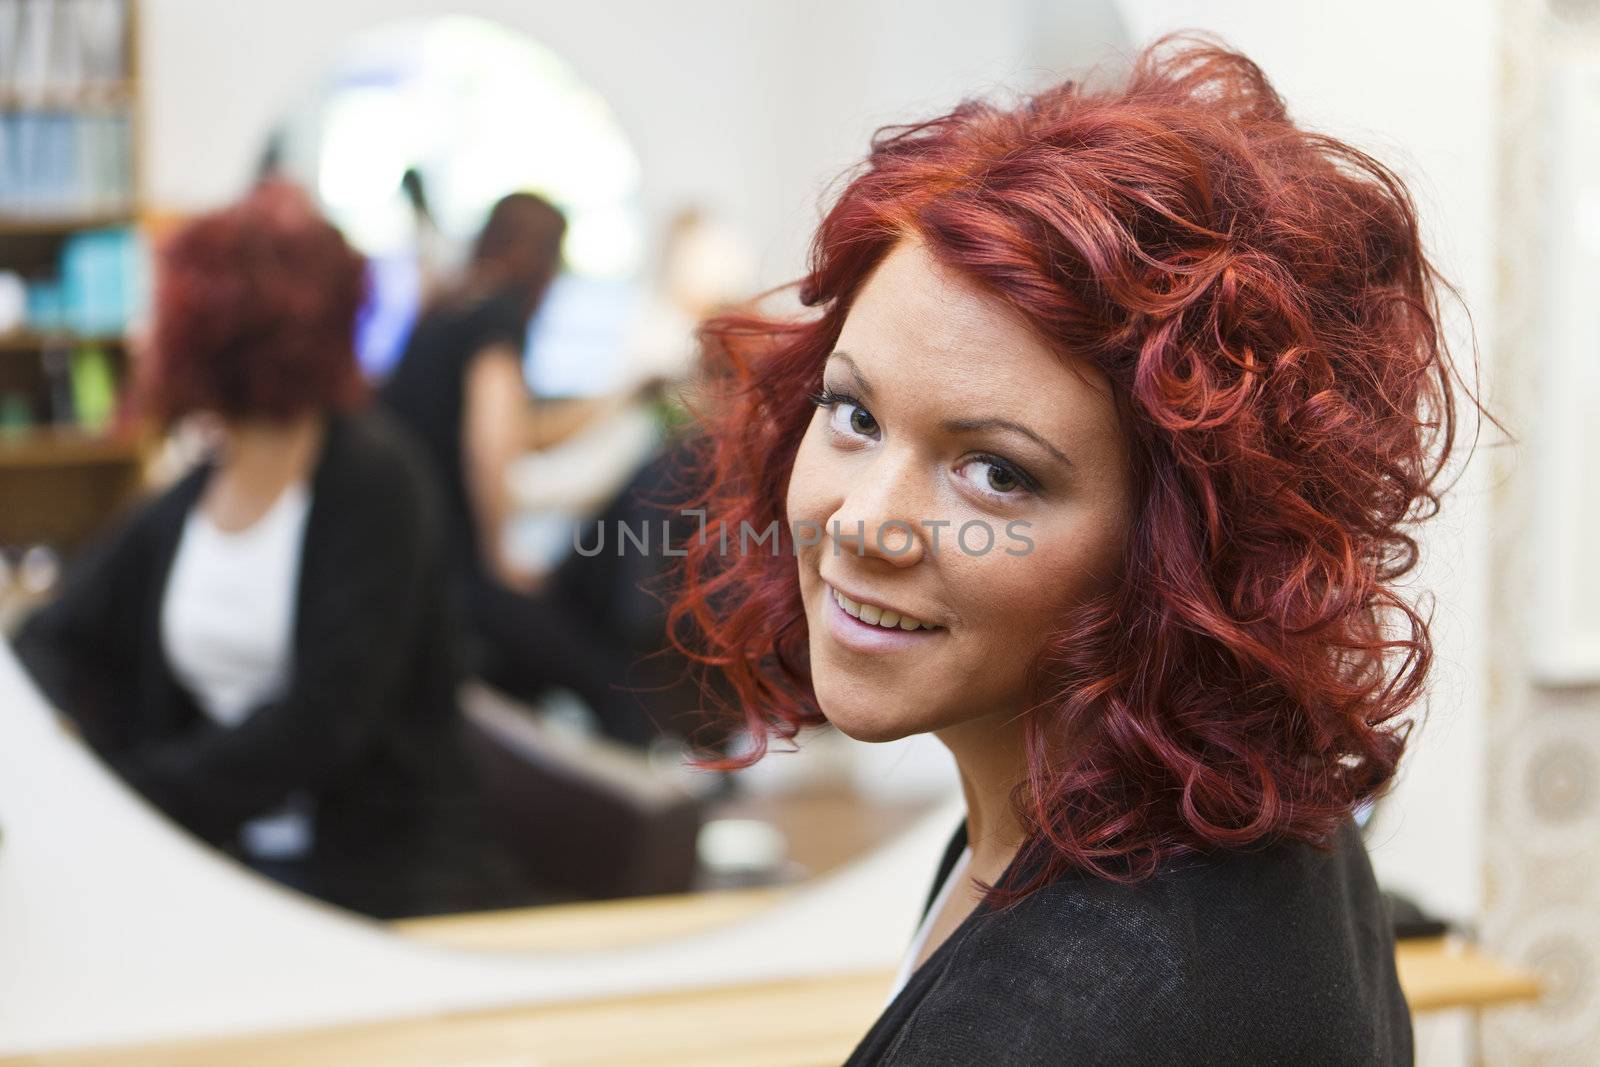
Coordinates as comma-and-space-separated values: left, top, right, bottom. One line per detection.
0, 82, 136, 112
0, 429, 144, 470
0, 331, 127, 353
0, 212, 138, 236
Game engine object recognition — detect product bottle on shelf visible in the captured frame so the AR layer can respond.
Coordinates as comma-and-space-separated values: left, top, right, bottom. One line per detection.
41, 343, 77, 426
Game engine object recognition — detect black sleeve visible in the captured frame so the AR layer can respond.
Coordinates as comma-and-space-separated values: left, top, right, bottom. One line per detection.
11, 493, 166, 752
109, 448, 436, 841
474, 290, 531, 352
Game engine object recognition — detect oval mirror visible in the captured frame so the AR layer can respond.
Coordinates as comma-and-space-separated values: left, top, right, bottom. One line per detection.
0, 4, 1134, 964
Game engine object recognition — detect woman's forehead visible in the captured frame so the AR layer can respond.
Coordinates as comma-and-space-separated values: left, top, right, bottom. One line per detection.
834, 240, 1119, 437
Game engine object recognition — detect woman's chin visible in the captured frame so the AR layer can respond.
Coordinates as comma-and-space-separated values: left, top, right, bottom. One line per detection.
817, 697, 918, 744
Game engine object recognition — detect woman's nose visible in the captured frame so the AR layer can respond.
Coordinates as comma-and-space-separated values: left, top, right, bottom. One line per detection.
826, 446, 931, 567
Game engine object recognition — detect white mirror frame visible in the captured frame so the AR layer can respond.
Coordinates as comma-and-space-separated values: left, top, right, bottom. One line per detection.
1530, 57, 1600, 686
0, 641, 960, 1055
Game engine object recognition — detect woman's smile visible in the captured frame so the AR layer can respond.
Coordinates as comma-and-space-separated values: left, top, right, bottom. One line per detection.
822, 579, 948, 653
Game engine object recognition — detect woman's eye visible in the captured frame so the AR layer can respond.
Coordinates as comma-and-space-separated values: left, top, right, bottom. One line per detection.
957, 455, 1036, 498
844, 403, 883, 435
811, 388, 879, 439
986, 464, 1019, 493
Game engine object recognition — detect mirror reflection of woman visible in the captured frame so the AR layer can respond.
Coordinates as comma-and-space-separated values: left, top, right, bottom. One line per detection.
14, 181, 509, 919
669, 37, 1488, 1064
380, 193, 668, 746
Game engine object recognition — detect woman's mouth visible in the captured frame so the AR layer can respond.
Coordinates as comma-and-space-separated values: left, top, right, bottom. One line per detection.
830, 584, 938, 630
822, 581, 945, 652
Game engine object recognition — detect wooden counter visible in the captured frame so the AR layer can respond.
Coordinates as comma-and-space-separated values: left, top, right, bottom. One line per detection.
3, 968, 894, 1067
1394, 934, 1543, 1013
2, 890, 1542, 1067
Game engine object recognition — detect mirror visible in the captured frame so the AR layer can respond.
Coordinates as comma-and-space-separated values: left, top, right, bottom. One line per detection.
0, 3, 1131, 945
1528, 56, 1600, 686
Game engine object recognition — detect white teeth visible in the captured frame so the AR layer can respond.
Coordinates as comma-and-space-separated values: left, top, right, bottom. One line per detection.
830, 585, 937, 631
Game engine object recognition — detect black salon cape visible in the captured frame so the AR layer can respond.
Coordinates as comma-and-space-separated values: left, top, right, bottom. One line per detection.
12, 409, 487, 916
842, 816, 1413, 1066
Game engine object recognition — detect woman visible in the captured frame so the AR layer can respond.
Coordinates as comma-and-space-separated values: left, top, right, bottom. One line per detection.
14, 181, 511, 919
380, 191, 670, 746
667, 38, 1489, 1063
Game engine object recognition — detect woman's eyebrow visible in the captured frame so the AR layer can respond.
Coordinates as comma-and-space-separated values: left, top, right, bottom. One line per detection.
941, 416, 1076, 470
826, 351, 873, 400
828, 351, 1074, 469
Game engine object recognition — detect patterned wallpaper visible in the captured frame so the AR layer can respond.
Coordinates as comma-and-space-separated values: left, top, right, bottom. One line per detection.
1482, 0, 1600, 1060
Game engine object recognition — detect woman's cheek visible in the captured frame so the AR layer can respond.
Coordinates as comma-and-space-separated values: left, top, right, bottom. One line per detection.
952, 522, 1087, 641
785, 437, 827, 530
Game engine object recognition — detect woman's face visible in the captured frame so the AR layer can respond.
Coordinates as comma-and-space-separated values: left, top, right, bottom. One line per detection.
786, 237, 1135, 743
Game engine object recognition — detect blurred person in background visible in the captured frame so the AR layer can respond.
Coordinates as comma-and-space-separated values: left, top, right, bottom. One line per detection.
13, 180, 521, 919
380, 191, 680, 747
399, 165, 460, 308
621, 205, 759, 388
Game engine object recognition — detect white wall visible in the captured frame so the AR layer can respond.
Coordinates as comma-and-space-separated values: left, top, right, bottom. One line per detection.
141, 0, 786, 282
139, 0, 1093, 289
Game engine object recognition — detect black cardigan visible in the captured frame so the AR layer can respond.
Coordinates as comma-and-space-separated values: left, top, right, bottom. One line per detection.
844, 817, 1413, 1066
12, 410, 476, 879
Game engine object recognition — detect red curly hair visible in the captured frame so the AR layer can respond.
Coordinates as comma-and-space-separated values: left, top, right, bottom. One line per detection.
665, 36, 1487, 904
140, 179, 367, 424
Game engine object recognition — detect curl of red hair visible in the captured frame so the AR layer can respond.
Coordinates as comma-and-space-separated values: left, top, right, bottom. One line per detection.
664, 36, 1490, 906
140, 179, 367, 424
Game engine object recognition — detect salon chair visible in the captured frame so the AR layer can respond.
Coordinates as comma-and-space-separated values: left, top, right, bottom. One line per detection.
457, 681, 712, 899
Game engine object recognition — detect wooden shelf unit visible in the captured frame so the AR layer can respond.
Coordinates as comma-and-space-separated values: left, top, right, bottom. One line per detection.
0, 211, 139, 235
0, 330, 127, 351
0, 1, 146, 552
0, 80, 137, 112
0, 426, 144, 470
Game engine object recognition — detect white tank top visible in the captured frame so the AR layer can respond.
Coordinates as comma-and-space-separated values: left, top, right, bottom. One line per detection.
884, 844, 974, 1007
160, 481, 315, 859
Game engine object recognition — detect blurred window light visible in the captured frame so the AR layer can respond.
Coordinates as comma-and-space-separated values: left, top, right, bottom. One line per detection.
282, 16, 644, 388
